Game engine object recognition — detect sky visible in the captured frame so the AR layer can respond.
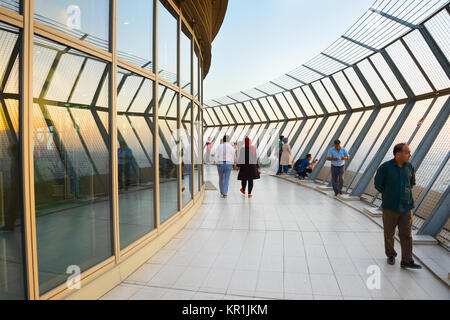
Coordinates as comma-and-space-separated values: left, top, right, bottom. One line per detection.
204, 0, 376, 100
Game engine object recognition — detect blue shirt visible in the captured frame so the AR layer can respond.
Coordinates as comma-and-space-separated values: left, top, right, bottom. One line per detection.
118, 147, 133, 165
327, 146, 349, 167
298, 159, 310, 172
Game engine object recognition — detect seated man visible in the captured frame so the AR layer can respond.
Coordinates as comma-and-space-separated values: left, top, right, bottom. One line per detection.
296, 154, 318, 179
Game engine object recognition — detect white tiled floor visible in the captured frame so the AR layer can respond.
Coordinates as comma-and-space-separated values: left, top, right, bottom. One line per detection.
101, 166, 450, 300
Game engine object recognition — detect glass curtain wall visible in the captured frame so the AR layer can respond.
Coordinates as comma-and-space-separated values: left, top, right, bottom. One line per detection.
0, 0, 205, 299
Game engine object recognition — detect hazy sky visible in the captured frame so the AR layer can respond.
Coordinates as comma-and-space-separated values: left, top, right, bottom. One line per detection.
204, 0, 375, 100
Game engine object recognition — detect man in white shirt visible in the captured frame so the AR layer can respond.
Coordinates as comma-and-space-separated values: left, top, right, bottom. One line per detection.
214, 135, 236, 198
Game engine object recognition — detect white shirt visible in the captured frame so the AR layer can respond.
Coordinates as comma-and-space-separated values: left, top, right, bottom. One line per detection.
214, 143, 236, 164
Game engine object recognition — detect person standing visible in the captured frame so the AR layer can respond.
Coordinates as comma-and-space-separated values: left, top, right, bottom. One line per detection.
374, 143, 422, 269
276, 136, 284, 175
205, 137, 212, 164
280, 137, 292, 174
118, 141, 133, 191
214, 135, 236, 198
326, 139, 350, 196
237, 137, 260, 198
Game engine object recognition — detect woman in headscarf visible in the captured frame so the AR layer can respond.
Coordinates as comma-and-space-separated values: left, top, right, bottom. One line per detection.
280, 137, 292, 174
237, 137, 260, 198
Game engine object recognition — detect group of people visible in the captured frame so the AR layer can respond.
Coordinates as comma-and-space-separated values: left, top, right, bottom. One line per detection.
213, 135, 260, 198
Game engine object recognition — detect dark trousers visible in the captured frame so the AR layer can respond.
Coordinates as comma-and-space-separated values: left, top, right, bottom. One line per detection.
298, 168, 312, 178
241, 179, 254, 195
118, 163, 130, 190
276, 152, 282, 175
331, 165, 345, 195
382, 209, 413, 263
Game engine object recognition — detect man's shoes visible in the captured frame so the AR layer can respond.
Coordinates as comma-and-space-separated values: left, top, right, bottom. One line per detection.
339, 191, 343, 195
240, 188, 246, 195
223, 195, 228, 199
400, 260, 422, 269
387, 256, 395, 265
334, 193, 338, 197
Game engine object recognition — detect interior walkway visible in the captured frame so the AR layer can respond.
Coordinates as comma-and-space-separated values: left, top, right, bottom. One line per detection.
101, 166, 450, 300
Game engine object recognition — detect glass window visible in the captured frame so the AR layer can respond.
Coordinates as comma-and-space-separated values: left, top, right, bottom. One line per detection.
181, 25, 192, 93
312, 81, 338, 113
250, 101, 266, 122
117, 70, 155, 249
357, 60, 393, 104
158, 85, 177, 118
203, 107, 214, 126
181, 97, 192, 207
343, 68, 373, 107
159, 86, 179, 223
0, 23, 25, 300
194, 105, 202, 194
236, 104, 251, 123
214, 107, 228, 125
292, 88, 315, 116
205, 108, 218, 126
294, 118, 322, 159
267, 96, 283, 119
117, 0, 153, 71
332, 72, 363, 109
283, 92, 303, 118
370, 53, 406, 100
0, 0, 19, 12
193, 46, 199, 99
158, 0, 177, 84
321, 77, 347, 112
228, 104, 243, 123
35, 0, 109, 51
220, 106, 234, 124
257, 99, 275, 121
302, 86, 323, 115
33, 36, 112, 294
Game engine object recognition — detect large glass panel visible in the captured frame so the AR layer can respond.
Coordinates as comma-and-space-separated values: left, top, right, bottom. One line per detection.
117, 69, 155, 249
158, 0, 177, 84
302, 86, 323, 115
33, 36, 112, 294
357, 60, 392, 104
159, 86, 179, 223
292, 88, 315, 116
236, 104, 251, 123
0, 0, 19, 12
321, 78, 347, 112
205, 108, 219, 126
35, 0, 109, 51
369, 53, 406, 100
193, 46, 199, 99
250, 100, 267, 122
257, 99, 275, 121
312, 81, 338, 113
294, 117, 322, 159
220, 106, 234, 124
266, 96, 283, 119
117, 0, 153, 71
0, 23, 25, 300
283, 92, 303, 118
158, 85, 177, 118
228, 104, 243, 123
181, 97, 192, 207
194, 104, 202, 194
343, 68, 373, 107
332, 72, 363, 109
203, 107, 214, 126
181, 25, 192, 93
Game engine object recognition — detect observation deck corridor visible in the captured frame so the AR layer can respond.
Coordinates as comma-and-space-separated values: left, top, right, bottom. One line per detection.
101, 165, 450, 300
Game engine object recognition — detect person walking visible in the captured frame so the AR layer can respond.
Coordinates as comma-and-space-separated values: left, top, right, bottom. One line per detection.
276, 136, 284, 175
326, 139, 350, 196
374, 143, 422, 269
280, 137, 292, 174
237, 137, 260, 198
214, 135, 236, 198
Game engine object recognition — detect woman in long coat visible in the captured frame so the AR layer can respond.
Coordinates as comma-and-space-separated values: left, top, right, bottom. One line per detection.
280, 137, 292, 174
237, 137, 260, 198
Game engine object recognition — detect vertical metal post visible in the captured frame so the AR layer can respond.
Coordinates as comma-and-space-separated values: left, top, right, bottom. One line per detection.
21, 0, 39, 300
153, 0, 160, 230
417, 185, 450, 236
177, 7, 182, 211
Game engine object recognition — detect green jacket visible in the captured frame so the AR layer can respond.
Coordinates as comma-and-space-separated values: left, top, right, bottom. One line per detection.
374, 159, 416, 212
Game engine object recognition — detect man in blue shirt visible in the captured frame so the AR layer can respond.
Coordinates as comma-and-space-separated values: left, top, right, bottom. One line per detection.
296, 154, 318, 179
326, 139, 350, 196
374, 143, 422, 269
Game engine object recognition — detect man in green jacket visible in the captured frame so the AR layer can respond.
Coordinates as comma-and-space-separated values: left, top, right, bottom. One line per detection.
374, 143, 422, 269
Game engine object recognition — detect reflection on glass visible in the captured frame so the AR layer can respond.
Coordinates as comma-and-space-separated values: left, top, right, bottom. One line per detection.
33, 36, 112, 295
0, 0, 19, 12
194, 104, 203, 193
181, 25, 192, 93
117, 68, 155, 248
159, 86, 179, 223
0, 23, 25, 300
34, 0, 109, 51
193, 46, 199, 99
117, 0, 153, 71
158, 0, 177, 84
181, 97, 193, 207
